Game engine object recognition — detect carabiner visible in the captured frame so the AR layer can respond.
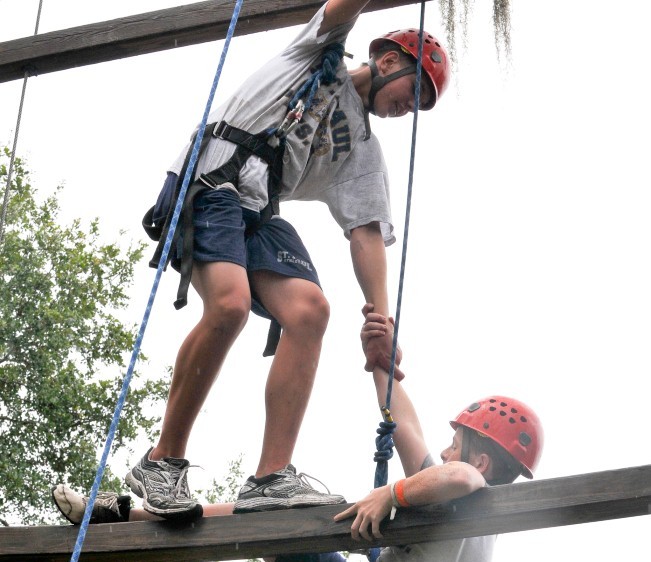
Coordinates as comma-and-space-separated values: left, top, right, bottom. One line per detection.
276, 99, 306, 138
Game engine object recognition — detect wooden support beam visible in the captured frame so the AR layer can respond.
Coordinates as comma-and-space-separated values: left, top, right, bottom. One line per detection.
0, 0, 431, 84
2, 464, 651, 561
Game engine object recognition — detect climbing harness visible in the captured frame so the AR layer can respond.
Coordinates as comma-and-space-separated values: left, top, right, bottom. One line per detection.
143, 120, 285, 311
143, 41, 346, 356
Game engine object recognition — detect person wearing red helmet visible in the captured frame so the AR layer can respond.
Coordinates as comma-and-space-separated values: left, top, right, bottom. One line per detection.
121, 0, 453, 522
334, 307, 544, 561
365, 28, 450, 114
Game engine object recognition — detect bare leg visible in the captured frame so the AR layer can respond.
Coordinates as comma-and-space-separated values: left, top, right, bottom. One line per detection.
128, 502, 235, 521
151, 261, 251, 460
250, 271, 330, 477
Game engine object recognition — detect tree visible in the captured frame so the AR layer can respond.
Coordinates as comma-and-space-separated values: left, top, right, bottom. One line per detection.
0, 147, 168, 526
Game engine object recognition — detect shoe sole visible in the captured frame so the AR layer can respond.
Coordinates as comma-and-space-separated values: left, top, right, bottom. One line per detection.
51, 485, 82, 525
233, 494, 346, 514
125, 470, 203, 521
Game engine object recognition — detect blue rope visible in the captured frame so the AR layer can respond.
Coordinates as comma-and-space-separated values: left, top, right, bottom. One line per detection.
370, 7, 426, 559
289, 43, 344, 111
69, 1, 244, 560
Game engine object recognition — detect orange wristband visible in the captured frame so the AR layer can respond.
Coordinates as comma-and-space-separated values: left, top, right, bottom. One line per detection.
394, 478, 410, 507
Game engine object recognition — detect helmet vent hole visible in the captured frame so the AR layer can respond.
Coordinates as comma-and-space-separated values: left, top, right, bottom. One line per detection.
489, 406, 496, 411
483, 422, 490, 430
499, 410, 507, 417
500, 402, 507, 407
519, 432, 532, 447
511, 407, 518, 413
509, 417, 516, 424
468, 402, 481, 412
520, 416, 528, 423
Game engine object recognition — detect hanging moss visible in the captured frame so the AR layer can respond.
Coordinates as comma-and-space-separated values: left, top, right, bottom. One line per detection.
438, 0, 511, 67
493, 0, 511, 62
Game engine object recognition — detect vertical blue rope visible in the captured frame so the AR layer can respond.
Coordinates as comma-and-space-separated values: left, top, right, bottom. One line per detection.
69, 1, 245, 560
369, 4, 426, 560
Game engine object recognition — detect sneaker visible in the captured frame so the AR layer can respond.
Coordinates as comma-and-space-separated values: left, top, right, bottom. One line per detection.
125, 447, 203, 521
233, 464, 346, 513
51, 484, 131, 525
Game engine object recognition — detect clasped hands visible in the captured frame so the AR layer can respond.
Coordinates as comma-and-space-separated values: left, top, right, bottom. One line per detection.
360, 302, 405, 382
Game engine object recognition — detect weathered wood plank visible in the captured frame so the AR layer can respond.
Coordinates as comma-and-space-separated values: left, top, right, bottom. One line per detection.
0, 0, 431, 83
2, 464, 650, 561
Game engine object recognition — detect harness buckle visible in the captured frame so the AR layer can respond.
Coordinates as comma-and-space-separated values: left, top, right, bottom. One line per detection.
198, 173, 218, 189
212, 121, 229, 139
276, 99, 305, 138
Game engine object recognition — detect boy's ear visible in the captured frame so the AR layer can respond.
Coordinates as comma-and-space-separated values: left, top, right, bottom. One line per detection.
376, 50, 401, 74
473, 453, 492, 476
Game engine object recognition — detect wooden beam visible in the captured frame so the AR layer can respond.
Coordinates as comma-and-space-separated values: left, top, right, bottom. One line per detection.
2, 464, 651, 561
0, 0, 431, 84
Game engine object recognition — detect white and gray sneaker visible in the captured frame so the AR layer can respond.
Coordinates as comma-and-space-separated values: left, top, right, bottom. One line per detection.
233, 464, 346, 513
125, 447, 203, 521
52, 484, 131, 524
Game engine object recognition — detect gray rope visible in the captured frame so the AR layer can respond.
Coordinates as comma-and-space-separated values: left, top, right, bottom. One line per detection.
0, 0, 44, 246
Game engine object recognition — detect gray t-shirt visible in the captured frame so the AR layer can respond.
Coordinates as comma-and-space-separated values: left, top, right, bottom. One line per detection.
169, 5, 395, 245
378, 534, 496, 562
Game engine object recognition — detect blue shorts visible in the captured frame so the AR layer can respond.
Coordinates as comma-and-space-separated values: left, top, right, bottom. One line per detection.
169, 180, 321, 320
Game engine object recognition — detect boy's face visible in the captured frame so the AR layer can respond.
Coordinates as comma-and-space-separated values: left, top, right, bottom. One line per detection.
440, 427, 464, 464
373, 54, 435, 118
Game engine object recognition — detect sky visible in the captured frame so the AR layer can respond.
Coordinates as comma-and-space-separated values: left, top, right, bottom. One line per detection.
1, 0, 651, 560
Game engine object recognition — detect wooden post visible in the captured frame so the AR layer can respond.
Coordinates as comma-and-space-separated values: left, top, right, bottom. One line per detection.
1, 464, 651, 561
0, 0, 432, 83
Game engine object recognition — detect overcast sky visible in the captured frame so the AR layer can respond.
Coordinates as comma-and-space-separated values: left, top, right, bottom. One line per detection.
1, 1, 650, 560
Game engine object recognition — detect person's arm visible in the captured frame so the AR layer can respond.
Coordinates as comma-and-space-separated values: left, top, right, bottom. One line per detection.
373, 368, 429, 477
333, 461, 486, 540
320, 0, 371, 35
350, 224, 405, 379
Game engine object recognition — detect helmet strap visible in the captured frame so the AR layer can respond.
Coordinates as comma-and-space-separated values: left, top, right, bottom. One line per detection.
460, 426, 471, 465
366, 58, 417, 115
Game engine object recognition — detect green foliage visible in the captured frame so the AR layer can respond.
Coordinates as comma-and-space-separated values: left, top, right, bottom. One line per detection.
0, 147, 168, 525
196, 454, 245, 504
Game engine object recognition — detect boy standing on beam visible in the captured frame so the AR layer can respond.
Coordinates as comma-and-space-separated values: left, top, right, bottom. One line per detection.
130, 0, 450, 521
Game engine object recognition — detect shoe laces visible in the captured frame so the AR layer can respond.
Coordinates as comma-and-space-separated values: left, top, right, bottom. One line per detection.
294, 470, 333, 495
168, 463, 202, 500
93, 491, 119, 512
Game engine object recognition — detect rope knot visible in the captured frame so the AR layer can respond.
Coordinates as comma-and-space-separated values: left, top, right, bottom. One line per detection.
289, 42, 345, 112
373, 418, 397, 488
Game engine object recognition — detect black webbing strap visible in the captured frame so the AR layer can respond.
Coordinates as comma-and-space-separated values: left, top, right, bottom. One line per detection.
147, 130, 213, 271
262, 318, 283, 357
162, 121, 286, 357
173, 140, 262, 309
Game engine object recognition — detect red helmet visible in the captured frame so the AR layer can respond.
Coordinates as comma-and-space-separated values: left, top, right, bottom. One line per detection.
369, 29, 450, 110
450, 396, 544, 479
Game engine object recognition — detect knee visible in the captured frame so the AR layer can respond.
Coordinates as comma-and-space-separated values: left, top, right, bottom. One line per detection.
204, 292, 250, 332
284, 292, 330, 337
